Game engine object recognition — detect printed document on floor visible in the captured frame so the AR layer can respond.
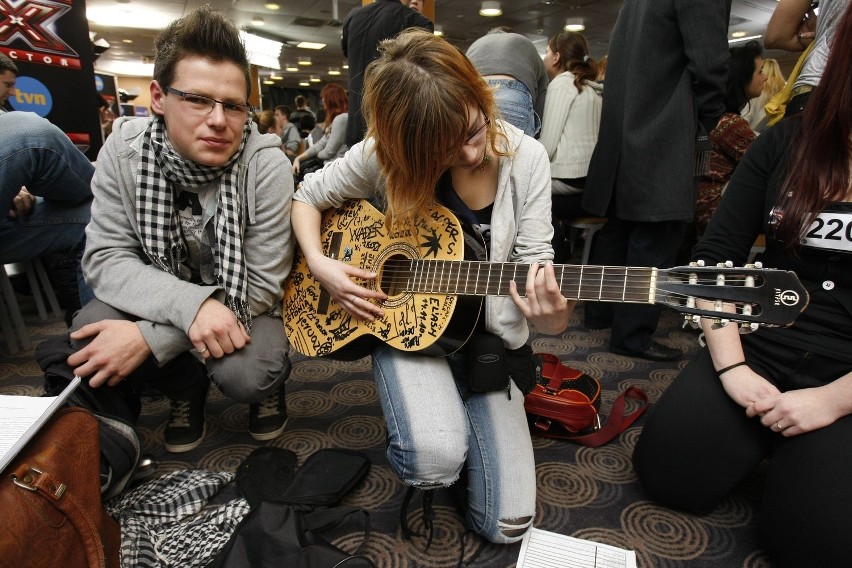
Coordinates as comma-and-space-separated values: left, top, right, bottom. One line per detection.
0, 376, 81, 473
517, 527, 637, 568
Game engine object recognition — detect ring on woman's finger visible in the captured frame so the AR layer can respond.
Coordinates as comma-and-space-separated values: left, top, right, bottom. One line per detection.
774, 421, 783, 430
198, 347, 208, 355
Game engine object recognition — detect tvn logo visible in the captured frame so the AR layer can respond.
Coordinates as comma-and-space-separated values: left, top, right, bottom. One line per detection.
9, 75, 52, 115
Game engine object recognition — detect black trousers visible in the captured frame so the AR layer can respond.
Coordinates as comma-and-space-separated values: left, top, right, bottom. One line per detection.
583, 216, 688, 350
633, 339, 852, 568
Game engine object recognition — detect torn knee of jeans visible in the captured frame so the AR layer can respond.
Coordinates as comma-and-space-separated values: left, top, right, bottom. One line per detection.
498, 515, 533, 538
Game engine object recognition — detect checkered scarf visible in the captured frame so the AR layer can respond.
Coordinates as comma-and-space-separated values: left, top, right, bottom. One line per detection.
136, 115, 253, 328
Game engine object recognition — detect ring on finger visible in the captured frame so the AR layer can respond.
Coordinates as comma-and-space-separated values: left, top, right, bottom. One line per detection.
198, 347, 208, 354
774, 421, 783, 430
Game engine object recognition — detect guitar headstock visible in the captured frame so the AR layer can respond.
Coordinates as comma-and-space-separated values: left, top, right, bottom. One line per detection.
658, 262, 809, 330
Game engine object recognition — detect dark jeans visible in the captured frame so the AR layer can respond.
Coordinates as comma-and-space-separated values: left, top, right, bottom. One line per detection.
633, 340, 852, 568
583, 217, 688, 350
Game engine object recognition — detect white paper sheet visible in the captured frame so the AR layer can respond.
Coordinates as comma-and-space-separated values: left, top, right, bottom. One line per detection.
517, 527, 637, 568
0, 376, 81, 473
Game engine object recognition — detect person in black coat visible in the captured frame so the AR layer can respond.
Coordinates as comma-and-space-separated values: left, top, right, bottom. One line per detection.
342, 0, 432, 148
581, 0, 731, 361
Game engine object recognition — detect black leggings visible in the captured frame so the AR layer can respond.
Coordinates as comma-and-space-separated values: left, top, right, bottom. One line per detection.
633, 339, 852, 568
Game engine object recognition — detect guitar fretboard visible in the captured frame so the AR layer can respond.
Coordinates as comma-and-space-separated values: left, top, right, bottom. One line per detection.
402, 260, 656, 304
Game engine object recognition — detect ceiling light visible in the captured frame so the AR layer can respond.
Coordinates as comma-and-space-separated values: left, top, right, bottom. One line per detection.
479, 1, 502, 17
342, 63, 349, 69
265, 2, 280, 9
122, 39, 133, 44
309, 75, 321, 83
299, 81, 310, 87
263, 79, 274, 85
298, 56, 312, 66
434, 25, 444, 37
270, 74, 283, 80
251, 16, 265, 26
285, 64, 299, 72
728, 34, 763, 44
240, 31, 282, 70
87, 6, 175, 29
296, 42, 326, 50
731, 30, 747, 38
564, 18, 585, 32
328, 67, 341, 75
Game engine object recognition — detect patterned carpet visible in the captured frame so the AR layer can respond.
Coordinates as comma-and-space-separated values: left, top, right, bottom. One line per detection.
1, 291, 775, 567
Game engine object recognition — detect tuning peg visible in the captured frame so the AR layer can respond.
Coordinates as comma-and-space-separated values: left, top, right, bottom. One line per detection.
684, 314, 701, 329
754, 261, 763, 269
715, 260, 734, 268
692, 260, 705, 267
739, 322, 759, 334
710, 318, 730, 330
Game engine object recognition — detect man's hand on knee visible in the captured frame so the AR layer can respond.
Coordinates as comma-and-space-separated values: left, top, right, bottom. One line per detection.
188, 297, 251, 360
67, 320, 151, 388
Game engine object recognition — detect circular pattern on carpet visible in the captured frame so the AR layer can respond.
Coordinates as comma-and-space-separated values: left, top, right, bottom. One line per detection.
328, 415, 386, 449
536, 461, 599, 508
286, 388, 339, 418
270, 428, 333, 459
289, 359, 340, 382
197, 443, 256, 472
329, 379, 379, 405
574, 445, 637, 484
620, 501, 708, 560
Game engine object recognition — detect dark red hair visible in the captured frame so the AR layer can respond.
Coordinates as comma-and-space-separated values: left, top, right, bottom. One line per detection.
775, 2, 852, 246
320, 83, 348, 125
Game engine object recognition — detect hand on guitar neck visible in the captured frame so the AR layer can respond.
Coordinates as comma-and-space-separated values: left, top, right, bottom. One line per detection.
509, 261, 576, 336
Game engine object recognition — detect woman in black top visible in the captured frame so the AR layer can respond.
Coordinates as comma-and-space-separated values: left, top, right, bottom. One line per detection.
632, 4, 852, 567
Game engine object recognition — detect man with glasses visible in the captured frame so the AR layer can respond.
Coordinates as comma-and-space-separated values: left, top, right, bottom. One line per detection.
65, 7, 295, 452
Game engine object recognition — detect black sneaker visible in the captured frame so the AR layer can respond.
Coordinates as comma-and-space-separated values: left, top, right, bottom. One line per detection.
164, 381, 208, 453
248, 382, 288, 441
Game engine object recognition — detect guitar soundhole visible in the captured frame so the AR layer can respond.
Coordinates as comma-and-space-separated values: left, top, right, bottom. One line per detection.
379, 254, 411, 297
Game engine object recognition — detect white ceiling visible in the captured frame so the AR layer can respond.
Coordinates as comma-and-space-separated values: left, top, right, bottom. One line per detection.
88, 0, 789, 91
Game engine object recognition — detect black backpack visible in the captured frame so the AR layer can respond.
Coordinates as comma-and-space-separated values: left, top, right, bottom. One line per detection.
35, 336, 142, 500
210, 447, 375, 568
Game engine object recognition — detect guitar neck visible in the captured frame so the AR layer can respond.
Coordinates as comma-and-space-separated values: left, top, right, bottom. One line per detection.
404, 260, 657, 304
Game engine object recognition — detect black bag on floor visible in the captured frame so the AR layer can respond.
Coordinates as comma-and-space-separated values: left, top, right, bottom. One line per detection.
210, 447, 375, 568
35, 335, 142, 499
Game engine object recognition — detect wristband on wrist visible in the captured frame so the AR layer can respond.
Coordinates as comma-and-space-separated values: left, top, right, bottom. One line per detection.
716, 361, 748, 376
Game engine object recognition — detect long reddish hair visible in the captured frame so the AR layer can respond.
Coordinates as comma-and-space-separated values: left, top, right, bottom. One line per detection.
775, 2, 852, 246
320, 83, 348, 125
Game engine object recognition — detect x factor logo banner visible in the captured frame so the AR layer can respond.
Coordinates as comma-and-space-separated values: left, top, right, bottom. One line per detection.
0, 0, 79, 68
1, 0, 102, 159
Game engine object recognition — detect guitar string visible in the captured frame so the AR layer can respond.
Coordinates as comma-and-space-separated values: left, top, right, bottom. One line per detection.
359, 260, 766, 308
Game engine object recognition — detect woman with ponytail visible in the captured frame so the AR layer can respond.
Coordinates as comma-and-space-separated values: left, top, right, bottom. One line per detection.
539, 31, 602, 260
633, 4, 852, 566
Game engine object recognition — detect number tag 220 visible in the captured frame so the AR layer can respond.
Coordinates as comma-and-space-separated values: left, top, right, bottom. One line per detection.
802, 211, 852, 252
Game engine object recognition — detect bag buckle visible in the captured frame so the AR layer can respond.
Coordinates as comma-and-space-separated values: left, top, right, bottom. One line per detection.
592, 413, 602, 432
11, 466, 42, 491
12, 467, 67, 497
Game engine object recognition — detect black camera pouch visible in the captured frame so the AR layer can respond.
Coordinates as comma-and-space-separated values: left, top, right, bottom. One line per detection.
465, 333, 511, 398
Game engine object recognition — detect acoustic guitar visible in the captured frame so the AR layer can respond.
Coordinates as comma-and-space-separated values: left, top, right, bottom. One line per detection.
283, 199, 808, 359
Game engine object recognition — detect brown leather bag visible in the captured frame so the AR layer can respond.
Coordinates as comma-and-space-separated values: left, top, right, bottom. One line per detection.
0, 406, 120, 568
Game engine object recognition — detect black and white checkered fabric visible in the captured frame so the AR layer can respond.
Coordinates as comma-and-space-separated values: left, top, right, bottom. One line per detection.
107, 469, 250, 568
136, 116, 253, 327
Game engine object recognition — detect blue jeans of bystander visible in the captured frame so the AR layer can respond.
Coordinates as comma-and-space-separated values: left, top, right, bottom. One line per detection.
0, 111, 95, 304
487, 79, 540, 137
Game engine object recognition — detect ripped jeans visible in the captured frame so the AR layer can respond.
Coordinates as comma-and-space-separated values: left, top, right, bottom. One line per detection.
372, 343, 536, 543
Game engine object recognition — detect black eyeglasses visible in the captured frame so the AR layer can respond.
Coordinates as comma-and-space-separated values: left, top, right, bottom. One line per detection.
465, 114, 490, 146
163, 86, 254, 119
